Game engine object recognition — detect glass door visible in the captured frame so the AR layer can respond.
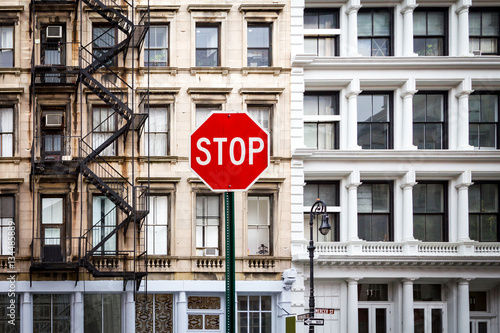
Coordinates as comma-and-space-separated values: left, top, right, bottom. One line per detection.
358, 305, 391, 333
414, 305, 445, 333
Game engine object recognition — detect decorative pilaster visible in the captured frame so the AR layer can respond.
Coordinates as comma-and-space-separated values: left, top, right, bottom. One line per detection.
22, 292, 32, 333
456, 79, 474, 150
401, 171, 417, 241
346, 79, 362, 150
346, 1, 362, 56
346, 171, 362, 242
178, 291, 188, 333
347, 278, 359, 333
74, 292, 84, 333
401, 1, 418, 56
456, 1, 473, 56
456, 171, 473, 242
402, 279, 416, 333
401, 79, 418, 150
457, 279, 471, 333
125, 291, 135, 333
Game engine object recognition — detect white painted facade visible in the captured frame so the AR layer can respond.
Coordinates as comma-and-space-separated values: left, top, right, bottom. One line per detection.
291, 0, 500, 332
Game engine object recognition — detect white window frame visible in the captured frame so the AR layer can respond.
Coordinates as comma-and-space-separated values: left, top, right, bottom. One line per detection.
237, 294, 273, 333
247, 195, 272, 256
303, 92, 340, 150
144, 106, 169, 156
144, 25, 168, 67
147, 195, 169, 255
195, 194, 221, 256
303, 181, 340, 242
357, 303, 393, 333
413, 303, 446, 333
303, 8, 340, 57
0, 107, 13, 157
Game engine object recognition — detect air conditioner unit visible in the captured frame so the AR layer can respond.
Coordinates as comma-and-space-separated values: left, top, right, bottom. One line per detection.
472, 49, 482, 56
204, 248, 219, 256
45, 114, 63, 127
46, 26, 63, 39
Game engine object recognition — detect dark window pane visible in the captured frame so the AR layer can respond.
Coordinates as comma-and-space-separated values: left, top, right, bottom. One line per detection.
469, 214, 479, 240
373, 12, 390, 36
426, 215, 443, 242
428, 12, 445, 35
359, 308, 369, 333
414, 284, 442, 301
371, 215, 389, 241
358, 123, 371, 149
481, 215, 497, 241
370, 123, 388, 149
372, 184, 390, 212
358, 284, 388, 301
319, 13, 336, 29
469, 95, 481, 122
358, 214, 370, 240
469, 184, 481, 212
482, 12, 499, 36
196, 49, 218, 67
358, 13, 372, 36
469, 292, 488, 312
358, 95, 373, 122
413, 12, 426, 35
414, 38, 426, 56
478, 124, 496, 148
414, 215, 426, 240
413, 124, 425, 149
413, 95, 427, 121
431, 309, 442, 333
426, 184, 444, 213
481, 184, 499, 212
425, 123, 442, 149
304, 12, 319, 29
247, 49, 269, 67
426, 95, 444, 121
372, 38, 389, 56
372, 95, 389, 122
318, 183, 338, 206
414, 309, 425, 333
375, 308, 387, 333
469, 123, 479, 147
469, 12, 481, 36
358, 185, 373, 213
481, 95, 498, 122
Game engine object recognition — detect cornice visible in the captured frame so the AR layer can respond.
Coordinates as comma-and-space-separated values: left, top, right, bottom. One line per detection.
187, 4, 232, 12
307, 258, 500, 267
239, 4, 285, 12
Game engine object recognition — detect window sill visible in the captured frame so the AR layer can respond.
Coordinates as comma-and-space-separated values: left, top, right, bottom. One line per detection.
139, 67, 178, 75
0, 157, 21, 164
139, 156, 179, 163
190, 67, 230, 75
242, 66, 285, 76
0, 68, 21, 75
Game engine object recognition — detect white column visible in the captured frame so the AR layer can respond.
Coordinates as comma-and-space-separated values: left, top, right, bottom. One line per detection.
347, 279, 359, 333
74, 292, 84, 333
456, 171, 473, 241
457, 279, 471, 333
178, 291, 188, 333
402, 279, 415, 333
347, 171, 362, 241
21, 292, 32, 333
401, 80, 418, 150
456, 1, 472, 56
401, 2, 418, 56
346, 79, 362, 150
125, 291, 135, 333
401, 171, 417, 241
346, 1, 362, 57
456, 80, 474, 150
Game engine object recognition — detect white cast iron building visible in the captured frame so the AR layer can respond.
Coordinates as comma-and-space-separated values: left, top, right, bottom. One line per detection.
291, 0, 500, 332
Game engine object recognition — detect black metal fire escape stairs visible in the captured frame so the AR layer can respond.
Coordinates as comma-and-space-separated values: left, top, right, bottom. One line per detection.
78, 0, 149, 286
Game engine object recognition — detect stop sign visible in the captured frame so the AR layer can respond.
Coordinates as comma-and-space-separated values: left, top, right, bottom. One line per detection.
190, 112, 269, 191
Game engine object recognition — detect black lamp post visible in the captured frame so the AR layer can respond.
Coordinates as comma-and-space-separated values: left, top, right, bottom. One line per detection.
308, 199, 331, 332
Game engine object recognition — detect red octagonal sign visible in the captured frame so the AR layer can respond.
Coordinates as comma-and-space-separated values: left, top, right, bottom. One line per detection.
190, 112, 270, 191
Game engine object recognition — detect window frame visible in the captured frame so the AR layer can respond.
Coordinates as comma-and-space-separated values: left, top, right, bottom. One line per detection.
84, 294, 122, 333
247, 104, 273, 155
413, 92, 448, 149
144, 25, 169, 67
303, 91, 340, 150
92, 106, 117, 156
247, 194, 273, 256
195, 23, 220, 67
303, 8, 340, 57
92, 24, 117, 67
144, 105, 169, 156
357, 8, 393, 56
237, 294, 273, 333
195, 104, 222, 128
0, 25, 14, 68
469, 92, 500, 149
413, 181, 448, 242
469, 8, 500, 55
357, 181, 394, 242
247, 23, 272, 67
413, 8, 448, 56
146, 195, 170, 255
469, 182, 500, 242
0, 195, 14, 256
357, 91, 393, 149
92, 195, 117, 256
0, 107, 14, 157
33, 294, 71, 333
303, 181, 340, 242
195, 194, 222, 256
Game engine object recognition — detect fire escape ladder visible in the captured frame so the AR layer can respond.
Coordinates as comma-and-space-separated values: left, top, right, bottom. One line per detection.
79, 0, 148, 283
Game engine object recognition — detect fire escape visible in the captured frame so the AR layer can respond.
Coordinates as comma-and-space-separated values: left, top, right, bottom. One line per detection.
30, 0, 150, 288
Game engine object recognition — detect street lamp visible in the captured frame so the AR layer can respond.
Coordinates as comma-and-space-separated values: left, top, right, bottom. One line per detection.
308, 199, 331, 332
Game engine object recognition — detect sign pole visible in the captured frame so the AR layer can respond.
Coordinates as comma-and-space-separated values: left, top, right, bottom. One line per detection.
225, 191, 235, 333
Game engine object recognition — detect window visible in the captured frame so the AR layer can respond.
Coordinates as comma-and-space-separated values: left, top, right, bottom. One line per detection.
92, 196, 116, 256
196, 195, 220, 256
413, 9, 447, 56
41, 197, 65, 262
358, 9, 392, 56
413, 182, 447, 242
247, 24, 271, 67
237, 295, 272, 333
358, 284, 390, 333
469, 9, 499, 55
304, 92, 339, 149
0, 107, 13, 157
196, 24, 219, 67
84, 294, 121, 333
136, 294, 174, 332
93, 25, 116, 67
469, 182, 499, 242
358, 182, 392, 241
144, 107, 168, 156
145, 26, 168, 67
413, 93, 447, 149
93, 107, 117, 156
196, 104, 221, 127
0, 294, 19, 332
248, 106, 272, 154
358, 93, 392, 149
303, 9, 339, 56
248, 195, 272, 255
414, 285, 445, 333
303, 182, 340, 242
147, 195, 169, 255
469, 292, 487, 312
358, 284, 389, 302
41, 25, 66, 66
0, 196, 14, 255
33, 294, 71, 333
0, 26, 13, 67
187, 296, 222, 331
469, 92, 499, 149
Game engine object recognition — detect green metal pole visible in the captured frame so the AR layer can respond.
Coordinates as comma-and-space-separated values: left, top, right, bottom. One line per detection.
225, 192, 235, 333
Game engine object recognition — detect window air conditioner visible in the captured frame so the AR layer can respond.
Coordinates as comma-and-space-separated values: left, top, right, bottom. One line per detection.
472, 50, 482, 56
46, 26, 63, 39
45, 114, 63, 127
204, 248, 219, 256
